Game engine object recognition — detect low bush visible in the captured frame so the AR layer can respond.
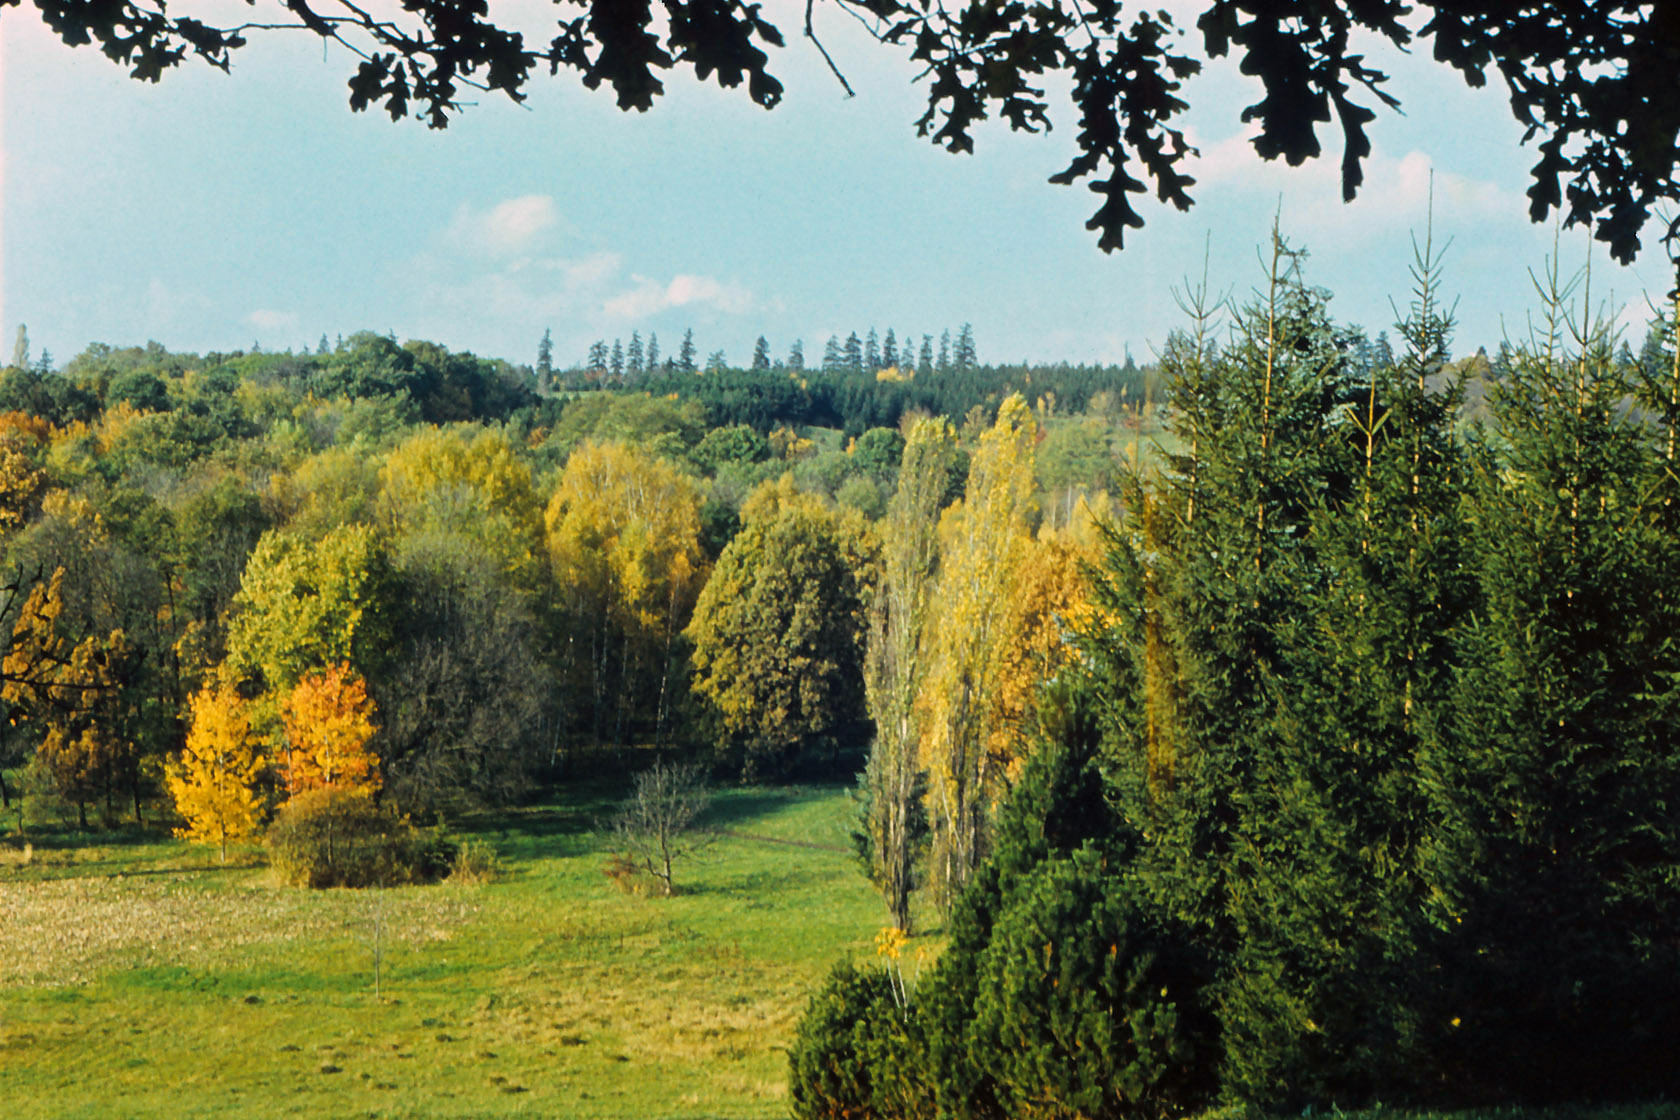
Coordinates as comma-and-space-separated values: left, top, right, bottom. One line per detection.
447, 837, 502, 886
266, 787, 452, 888
787, 960, 933, 1120
968, 850, 1218, 1120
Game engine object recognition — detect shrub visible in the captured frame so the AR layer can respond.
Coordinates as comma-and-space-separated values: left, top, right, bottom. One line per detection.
447, 838, 502, 886
787, 960, 934, 1120
969, 851, 1218, 1120
266, 787, 451, 888
601, 852, 650, 895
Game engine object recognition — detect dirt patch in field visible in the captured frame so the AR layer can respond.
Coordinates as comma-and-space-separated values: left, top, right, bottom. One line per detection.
0, 875, 478, 986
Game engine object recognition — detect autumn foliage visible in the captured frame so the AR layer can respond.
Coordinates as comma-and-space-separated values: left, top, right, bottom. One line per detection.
166, 683, 265, 861
280, 662, 380, 797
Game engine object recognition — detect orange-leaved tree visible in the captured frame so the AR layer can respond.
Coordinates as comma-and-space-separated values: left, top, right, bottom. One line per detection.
280, 662, 380, 798
166, 682, 265, 862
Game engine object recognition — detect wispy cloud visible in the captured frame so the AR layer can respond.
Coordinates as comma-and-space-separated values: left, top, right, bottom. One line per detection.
410, 196, 754, 350
603, 273, 754, 319
446, 194, 560, 257
1183, 124, 1517, 246
244, 308, 299, 332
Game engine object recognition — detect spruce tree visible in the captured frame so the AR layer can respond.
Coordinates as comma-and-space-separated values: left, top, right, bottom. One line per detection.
919, 335, 934, 377
844, 332, 864, 376
646, 331, 661, 372
1216, 229, 1468, 1104
1417, 261, 1680, 1099
537, 327, 554, 390
679, 328, 697, 373
788, 338, 805, 371
1085, 231, 1413, 1107
752, 335, 771, 370
882, 328, 898, 371
937, 329, 951, 374
954, 323, 977, 372
865, 328, 881, 372
822, 335, 844, 373
610, 338, 625, 380
627, 330, 644, 377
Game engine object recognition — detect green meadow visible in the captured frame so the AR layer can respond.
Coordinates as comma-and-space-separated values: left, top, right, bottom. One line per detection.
0, 782, 883, 1119
4, 779, 1678, 1120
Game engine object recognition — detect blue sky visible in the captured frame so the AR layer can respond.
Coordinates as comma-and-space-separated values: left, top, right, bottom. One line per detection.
2, 2, 1671, 371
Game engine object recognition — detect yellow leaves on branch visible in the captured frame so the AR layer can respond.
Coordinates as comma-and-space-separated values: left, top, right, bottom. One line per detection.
166, 683, 265, 861
545, 439, 708, 644
0, 411, 48, 531
990, 530, 1091, 782
379, 426, 546, 593
2, 568, 70, 709
281, 662, 380, 798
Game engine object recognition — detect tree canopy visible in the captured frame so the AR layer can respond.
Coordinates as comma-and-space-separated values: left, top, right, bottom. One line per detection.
14, 1, 1680, 263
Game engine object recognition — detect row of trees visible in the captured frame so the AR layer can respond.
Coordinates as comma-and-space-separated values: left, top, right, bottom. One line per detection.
792, 240, 1680, 1114
563, 324, 983, 388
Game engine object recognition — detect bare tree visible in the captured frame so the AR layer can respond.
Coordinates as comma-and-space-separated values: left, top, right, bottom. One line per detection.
611, 761, 713, 897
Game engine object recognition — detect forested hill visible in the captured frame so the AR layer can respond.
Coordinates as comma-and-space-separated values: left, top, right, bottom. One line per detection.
2, 329, 1158, 441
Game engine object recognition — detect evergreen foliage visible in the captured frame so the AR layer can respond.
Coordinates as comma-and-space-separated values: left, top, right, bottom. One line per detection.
798, 235, 1680, 1113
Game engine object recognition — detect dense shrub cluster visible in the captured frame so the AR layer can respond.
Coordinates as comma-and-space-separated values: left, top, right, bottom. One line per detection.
266, 788, 452, 888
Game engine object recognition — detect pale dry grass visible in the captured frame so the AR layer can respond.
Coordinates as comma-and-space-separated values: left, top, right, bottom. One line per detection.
0, 873, 479, 986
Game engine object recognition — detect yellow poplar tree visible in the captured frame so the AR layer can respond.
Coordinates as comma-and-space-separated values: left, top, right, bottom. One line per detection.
166, 682, 265, 861
281, 662, 380, 797
918, 394, 1038, 909
987, 528, 1092, 783
862, 415, 957, 931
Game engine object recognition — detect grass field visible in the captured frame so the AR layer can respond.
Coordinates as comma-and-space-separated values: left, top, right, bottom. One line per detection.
4, 778, 1678, 1120
1, 780, 885, 1119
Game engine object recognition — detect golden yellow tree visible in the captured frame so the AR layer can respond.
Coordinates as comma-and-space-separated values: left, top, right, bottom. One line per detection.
545, 440, 707, 744
379, 425, 547, 595
2, 569, 142, 827
281, 662, 380, 797
918, 394, 1039, 909
166, 682, 265, 861
0, 410, 48, 531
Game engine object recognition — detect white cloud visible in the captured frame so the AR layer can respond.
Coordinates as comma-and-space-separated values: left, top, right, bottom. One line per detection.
410, 198, 755, 358
244, 308, 299, 332
446, 194, 560, 257
1181, 122, 1520, 250
603, 273, 753, 319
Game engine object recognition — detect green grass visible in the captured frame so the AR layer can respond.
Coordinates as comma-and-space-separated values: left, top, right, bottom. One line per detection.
3, 781, 1676, 1120
0, 781, 885, 1119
